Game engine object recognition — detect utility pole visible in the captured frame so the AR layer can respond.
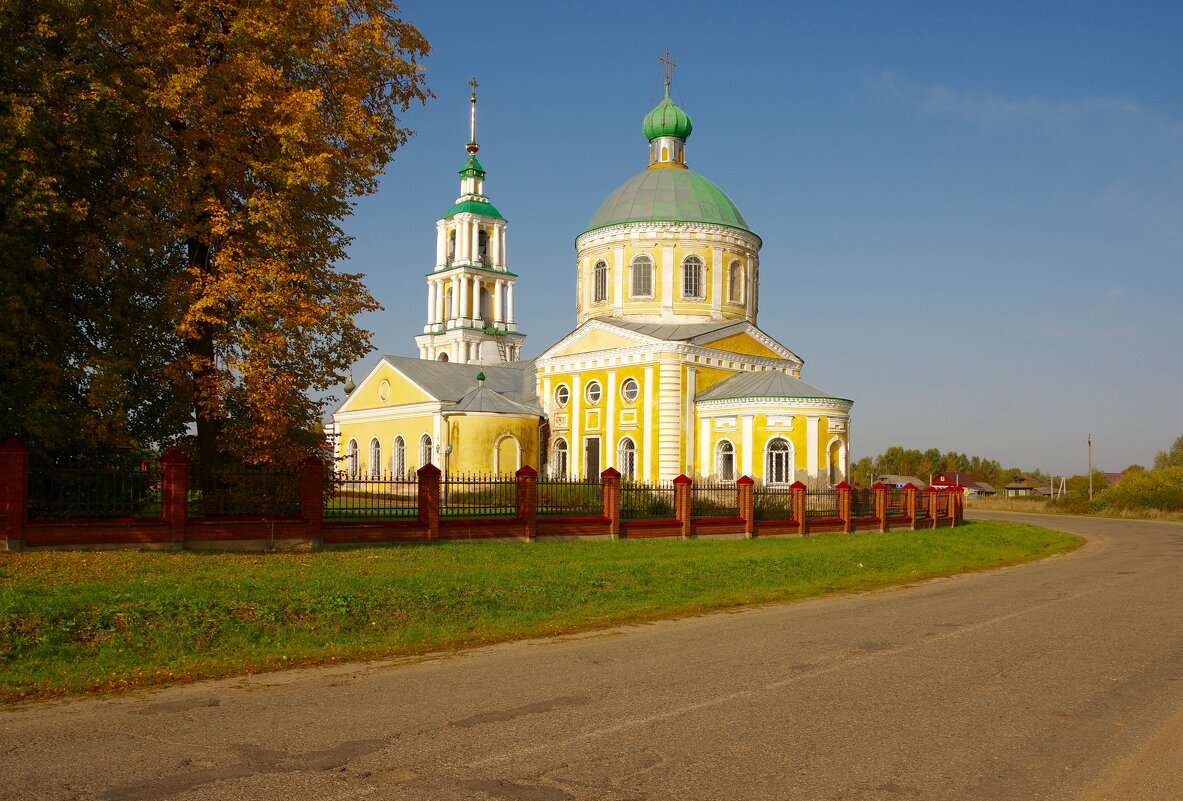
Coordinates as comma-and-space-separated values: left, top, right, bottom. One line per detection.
1088, 434, 1094, 500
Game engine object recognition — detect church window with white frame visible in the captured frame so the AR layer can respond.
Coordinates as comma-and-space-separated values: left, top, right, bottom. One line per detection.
716, 439, 736, 481
585, 380, 602, 405
346, 439, 359, 478
682, 255, 703, 298
593, 260, 608, 303
630, 254, 653, 297
620, 377, 639, 403
369, 438, 382, 479
766, 438, 793, 485
552, 438, 569, 478
554, 384, 570, 407
392, 436, 406, 478
618, 437, 637, 481
419, 434, 433, 467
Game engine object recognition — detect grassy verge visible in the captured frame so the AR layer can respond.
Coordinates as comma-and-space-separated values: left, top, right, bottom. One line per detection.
0, 521, 1080, 702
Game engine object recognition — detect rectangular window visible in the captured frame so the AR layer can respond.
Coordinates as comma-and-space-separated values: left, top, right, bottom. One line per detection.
683, 264, 701, 298
594, 264, 608, 302
631, 264, 652, 297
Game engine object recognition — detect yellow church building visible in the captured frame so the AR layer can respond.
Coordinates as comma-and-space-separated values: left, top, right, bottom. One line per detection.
333, 75, 852, 487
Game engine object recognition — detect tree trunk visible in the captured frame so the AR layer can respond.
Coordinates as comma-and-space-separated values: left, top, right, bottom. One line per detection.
186, 238, 219, 493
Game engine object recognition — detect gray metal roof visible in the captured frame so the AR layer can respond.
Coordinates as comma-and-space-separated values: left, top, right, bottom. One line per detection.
448, 385, 540, 416
696, 370, 849, 403
590, 317, 748, 343
377, 355, 540, 412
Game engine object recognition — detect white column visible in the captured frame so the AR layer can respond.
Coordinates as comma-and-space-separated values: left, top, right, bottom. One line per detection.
749, 257, 758, 321
699, 418, 712, 479
685, 367, 696, 475
605, 370, 617, 469
492, 224, 502, 269
661, 244, 674, 313
493, 279, 504, 324
436, 278, 446, 323
450, 276, 460, 320
741, 414, 754, 478
642, 365, 654, 481
426, 281, 435, 325
472, 221, 481, 265
436, 226, 446, 268
613, 245, 625, 312
459, 274, 470, 322
570, 374, 582, 479
711, 246, 724, 315
806, 415, 821, 478
500, 227, 507, 269
506, 283, 515, 323
459, 219, 470, 263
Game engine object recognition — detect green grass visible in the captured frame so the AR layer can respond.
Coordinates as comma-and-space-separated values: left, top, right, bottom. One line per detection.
0, 521, 1080, 702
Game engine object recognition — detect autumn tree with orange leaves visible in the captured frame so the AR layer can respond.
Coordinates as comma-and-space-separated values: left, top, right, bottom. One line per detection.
1, 1, 429, 481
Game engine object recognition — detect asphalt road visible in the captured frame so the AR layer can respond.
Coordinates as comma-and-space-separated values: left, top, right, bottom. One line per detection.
4, 511, 1182, 801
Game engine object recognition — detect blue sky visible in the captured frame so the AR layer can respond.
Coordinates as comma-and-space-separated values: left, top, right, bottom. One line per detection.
338, 1, 1183, 475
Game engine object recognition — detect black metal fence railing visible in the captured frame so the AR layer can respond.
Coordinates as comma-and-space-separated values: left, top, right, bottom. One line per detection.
27, 463, 162, 520
851, 488, 876, 518
536, 476, 603, 517
325, 472, 418, 521
441, 473, 518, 518
690, 481, 739, 518
805, 488, 839, 520
189, 465, 300, 517
886, 488, 907, 517
620, 481, 676, 520
754, 485, 795, 521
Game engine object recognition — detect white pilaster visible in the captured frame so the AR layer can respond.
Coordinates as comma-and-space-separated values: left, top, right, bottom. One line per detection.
661, 244, 674, 314
506, 283, 515, 323
426, 281, 435, 326
613, 245, 625, 316
642, 364, 654, 481
605, 369, 617, 470
459, 274, 470, 323
492, 224, 502, 269
741, 414, 754, 478
436, 226, 445, 268
459, 219, 470, 263
806, 415, 820, 478
435, 278, 446, 324
711, 246, 724, 315
450, 275, 460, 320
570, 374, 582, 479
656, 361, 681, 479
685, 367, 696, 475
699, 417, 711, 479
493, 279, 504, 324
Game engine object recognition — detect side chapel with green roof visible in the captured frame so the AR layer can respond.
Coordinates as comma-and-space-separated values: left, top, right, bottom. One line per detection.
334, 63, 853, 486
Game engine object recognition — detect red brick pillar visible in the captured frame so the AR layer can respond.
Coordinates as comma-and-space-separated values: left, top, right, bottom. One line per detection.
673, 474, 692, 538
904, 483, 918, 530
418, 463, 441, 541
516, 465, 537, 540
600, 467, 621, 539
160, 449, 189, 545
924, 487, 938, 529
791, 481, 807, 536
872, 482, 888, 532
737, 475, 755, 538
837, 481, 853, 533
299, 456, 325, 542
953, 486, 965, 524
0, 437, 29, 550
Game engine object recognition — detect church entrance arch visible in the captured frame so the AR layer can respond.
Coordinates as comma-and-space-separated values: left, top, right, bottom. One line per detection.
494, 434, 521, 475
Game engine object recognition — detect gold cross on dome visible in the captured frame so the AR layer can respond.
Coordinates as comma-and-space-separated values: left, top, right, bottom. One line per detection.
659, 50, 677, 90
468, 76, 479, 100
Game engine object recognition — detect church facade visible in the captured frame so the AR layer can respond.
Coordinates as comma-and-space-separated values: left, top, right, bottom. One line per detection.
333, 78, 852, 486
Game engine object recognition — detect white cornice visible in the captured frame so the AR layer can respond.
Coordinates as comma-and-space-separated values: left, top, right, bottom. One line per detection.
334, 401, 443, 424
696, 398, 853, 412
576, 221, 762, 251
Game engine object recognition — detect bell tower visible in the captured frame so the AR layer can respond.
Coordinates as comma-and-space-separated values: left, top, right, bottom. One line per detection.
415, 78, 526, 364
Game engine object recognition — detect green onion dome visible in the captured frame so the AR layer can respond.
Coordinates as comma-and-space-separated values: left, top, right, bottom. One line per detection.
642, 90, 693, 141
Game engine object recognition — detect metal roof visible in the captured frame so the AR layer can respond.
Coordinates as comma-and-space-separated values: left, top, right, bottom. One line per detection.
584, 167, 751, 235
379, 355, 539, 411
696, 370, 849, 404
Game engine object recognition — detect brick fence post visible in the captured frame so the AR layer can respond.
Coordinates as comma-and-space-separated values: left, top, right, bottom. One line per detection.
953, 486, 965, 525
300, 456, 325, 543
600, 467, 621, 539
924, 487, 939, 529
673, 474, 692, 538
791, 481, 807, 536
872, 482, 888, 532
836, 481, 853, 533
516, 465, 537, 540
418, 463, 441, 541
904, 483, 918, 530
737, 475, 755, 538
0, 437, 29, 551
160, 449, 189, 545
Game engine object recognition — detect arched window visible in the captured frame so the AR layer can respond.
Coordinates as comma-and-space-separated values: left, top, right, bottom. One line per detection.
346, 439, 359, 479
447, 231, 456, 265
766, 438, 793, 485
716, 440, 736, 481
618, 437, 637, 481
630, 254, 653, 297
419, 434, 433, 467
369, 438, 382, 479
593, 261, 608, 303
392, 436, 406, 478
553, 438, 569, 478
728, 260, 744, 303
682, 255, 703, 298
478, 230, 489, 266
437, 351, 449, 362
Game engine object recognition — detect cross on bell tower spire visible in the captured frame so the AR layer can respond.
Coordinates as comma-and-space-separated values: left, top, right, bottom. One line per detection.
467, 76, 480, 154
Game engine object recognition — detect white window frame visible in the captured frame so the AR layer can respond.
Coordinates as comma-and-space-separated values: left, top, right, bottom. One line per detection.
682, 255, 703, 299
419, 434, 433, 467
585, 380, 602, 405
716, 439, 736, 481
346, 438, 359, 479
392, 435, 406, 478
593, 260, 608, 303
766, 438, 794, 485
618, 436, 637, 481
554, 384, 570, 408
728, 260, 743, 303
553, 437, 569, 478
369, 438, 382, 479
620, 377, 640, 403
630, 254, 654, 298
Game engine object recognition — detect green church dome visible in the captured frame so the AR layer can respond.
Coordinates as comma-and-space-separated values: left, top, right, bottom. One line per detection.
642, 90, 693, 141
584, 167, 752, 234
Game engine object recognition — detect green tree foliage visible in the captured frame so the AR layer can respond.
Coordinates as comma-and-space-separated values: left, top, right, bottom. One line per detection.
1153, 434, 1183, 469
1090, 467, 1183, 513
852, 445, 1026, 488
1, 1, 430, 476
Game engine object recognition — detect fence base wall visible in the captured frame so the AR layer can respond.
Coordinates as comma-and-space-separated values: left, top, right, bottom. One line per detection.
621, 520, 682, 538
